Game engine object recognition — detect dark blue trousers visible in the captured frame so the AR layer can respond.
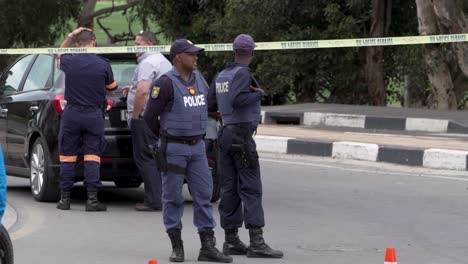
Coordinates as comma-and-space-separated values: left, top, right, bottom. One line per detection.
130, 119, 162, 208
218, 125, 265, 229
162, 140, 216, 232
58, 106, 105, 191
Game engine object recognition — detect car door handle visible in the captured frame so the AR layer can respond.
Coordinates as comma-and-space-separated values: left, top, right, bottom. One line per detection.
30, 106, 39, 111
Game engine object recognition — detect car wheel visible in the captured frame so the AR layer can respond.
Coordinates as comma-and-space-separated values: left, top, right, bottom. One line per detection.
113, 178, 142, 188
30, 137, 60, 202
0, 224, 13, 264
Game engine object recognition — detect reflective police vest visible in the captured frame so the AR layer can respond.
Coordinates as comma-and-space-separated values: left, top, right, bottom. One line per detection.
160, 69, 208, 137
215, 66, 261, 126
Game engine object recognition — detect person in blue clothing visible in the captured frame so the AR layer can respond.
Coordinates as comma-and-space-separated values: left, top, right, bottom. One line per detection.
0, 144, 6, 223
56, 27, 118, 212
207, 34, 283, 258
144, 39, 232, 263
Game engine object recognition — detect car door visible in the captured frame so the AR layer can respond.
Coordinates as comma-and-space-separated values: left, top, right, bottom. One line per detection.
0, 71, 8, 149
6, 55, 54, 170
0, 55, 35, 168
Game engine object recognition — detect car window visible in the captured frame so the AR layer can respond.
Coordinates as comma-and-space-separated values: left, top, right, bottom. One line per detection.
0, 55, 34, 96
111, 62, 136, 88
23, 55, 54, 92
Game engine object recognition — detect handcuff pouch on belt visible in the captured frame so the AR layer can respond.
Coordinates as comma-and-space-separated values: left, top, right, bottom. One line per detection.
151, 136, 186, 175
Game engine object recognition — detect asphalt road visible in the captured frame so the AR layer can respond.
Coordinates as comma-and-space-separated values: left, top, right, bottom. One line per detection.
6, 153, 468, 264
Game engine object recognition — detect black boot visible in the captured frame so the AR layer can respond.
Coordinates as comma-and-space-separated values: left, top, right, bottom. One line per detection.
85, 191, 107, 212
56, 191, 71, 210
198, 230, 233, 263
223, 229, 247, 255
247, 228, 283, 258
168, 230, 184, 262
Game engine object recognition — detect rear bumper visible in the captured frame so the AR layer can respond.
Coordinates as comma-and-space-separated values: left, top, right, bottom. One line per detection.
103, 133, 133, 158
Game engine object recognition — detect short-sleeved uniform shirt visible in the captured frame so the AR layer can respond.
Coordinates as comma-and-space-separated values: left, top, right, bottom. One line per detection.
126, 52, 172, 122
60, 54, 118, 106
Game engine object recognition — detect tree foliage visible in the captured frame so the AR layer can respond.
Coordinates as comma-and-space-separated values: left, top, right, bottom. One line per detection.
0, 0, 81, 70
143, 0, 425, 105
1, 0, 466, 108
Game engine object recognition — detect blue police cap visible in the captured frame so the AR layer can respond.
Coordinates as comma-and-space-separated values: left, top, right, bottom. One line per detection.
233, 34, 256, 53
170, 39, 204, 60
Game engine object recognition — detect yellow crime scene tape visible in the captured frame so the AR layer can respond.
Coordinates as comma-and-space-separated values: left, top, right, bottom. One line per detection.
0, 33, 467, 55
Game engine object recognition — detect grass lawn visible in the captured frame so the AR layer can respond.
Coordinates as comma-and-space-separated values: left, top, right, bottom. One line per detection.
57, 1, 169, 46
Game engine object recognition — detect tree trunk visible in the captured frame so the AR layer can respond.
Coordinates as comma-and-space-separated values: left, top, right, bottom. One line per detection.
415, 0, 457, 109
404, 75, 427, 107
432, 0, 468, 108
78, 0, 98, 28
366, 0, 387, 106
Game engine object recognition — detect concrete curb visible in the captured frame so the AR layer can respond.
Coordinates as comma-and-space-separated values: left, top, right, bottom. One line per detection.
262, 111, 468, 133
255, 135, 468, 171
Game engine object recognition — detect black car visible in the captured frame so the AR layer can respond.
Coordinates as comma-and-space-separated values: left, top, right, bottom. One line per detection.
0, 53, 221, 202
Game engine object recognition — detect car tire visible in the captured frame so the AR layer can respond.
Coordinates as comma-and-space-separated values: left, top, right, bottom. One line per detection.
30, 137, 60, 202
0, 224, 14, 264
113, 178, 142, 188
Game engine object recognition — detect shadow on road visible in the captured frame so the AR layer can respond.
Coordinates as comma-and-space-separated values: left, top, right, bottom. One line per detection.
7, 181, 194, 206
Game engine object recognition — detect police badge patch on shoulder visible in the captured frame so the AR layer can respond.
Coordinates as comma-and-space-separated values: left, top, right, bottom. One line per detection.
151, 86, 160, 98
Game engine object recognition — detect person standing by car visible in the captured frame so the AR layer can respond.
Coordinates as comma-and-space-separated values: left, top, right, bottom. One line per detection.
0, 144, 6, 222
144, 39, 232, 263
56, 27, 118, 212
121, 31, 171, 211
207, 34, 283, 258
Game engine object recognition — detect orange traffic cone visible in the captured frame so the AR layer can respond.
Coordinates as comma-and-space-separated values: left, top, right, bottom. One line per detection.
384, 248, 397, 264
148, 260, 158, 264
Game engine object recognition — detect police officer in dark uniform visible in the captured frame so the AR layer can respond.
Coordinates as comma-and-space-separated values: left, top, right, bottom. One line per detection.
208, 34, 283, 258
144, 39, 232, 263
56, 28, 118, 212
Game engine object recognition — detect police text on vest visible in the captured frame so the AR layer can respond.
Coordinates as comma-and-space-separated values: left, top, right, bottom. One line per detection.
216, 82, 229, 93
184, 95, 206, 107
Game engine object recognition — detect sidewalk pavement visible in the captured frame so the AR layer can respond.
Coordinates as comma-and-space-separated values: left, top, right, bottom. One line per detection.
255, 103, 468, 171
261, 103, 468, 133
255, 125, 468, 171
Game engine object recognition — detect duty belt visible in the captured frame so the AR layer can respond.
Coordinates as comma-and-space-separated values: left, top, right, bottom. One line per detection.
68, 103, 101, 110
166, 137, 202, 145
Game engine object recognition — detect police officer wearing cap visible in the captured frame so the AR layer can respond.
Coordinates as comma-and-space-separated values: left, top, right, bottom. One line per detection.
144, 39, 232, 263
208, 34, 284, 258
56, 28, 118, 211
